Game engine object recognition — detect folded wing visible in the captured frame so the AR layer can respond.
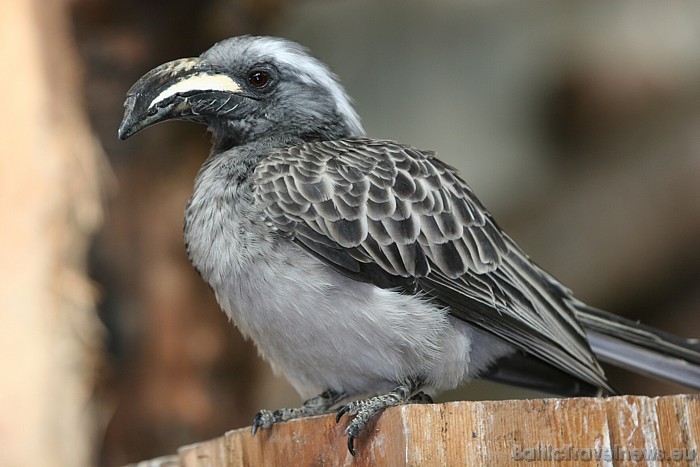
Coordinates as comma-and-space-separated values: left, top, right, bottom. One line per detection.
254, 137, 611, 391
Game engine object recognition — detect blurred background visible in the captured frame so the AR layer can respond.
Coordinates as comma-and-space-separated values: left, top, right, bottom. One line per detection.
3, 0, 700, 465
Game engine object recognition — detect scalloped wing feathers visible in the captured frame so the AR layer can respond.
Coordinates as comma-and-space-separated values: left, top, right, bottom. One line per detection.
255, 138, 507, 278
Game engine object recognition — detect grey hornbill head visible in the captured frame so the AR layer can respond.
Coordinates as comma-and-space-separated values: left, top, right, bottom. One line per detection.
118, 36, 364, 147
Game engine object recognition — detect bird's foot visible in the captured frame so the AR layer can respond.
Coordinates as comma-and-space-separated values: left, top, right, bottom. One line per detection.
336, 379, 428, 456
251, 389, 345, 435
409, 391, 434, 404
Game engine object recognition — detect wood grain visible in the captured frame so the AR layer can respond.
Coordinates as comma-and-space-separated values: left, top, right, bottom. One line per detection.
132, 394, 699, 466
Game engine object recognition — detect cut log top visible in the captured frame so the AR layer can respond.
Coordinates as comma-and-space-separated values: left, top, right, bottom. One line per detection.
132, 394, 699, 466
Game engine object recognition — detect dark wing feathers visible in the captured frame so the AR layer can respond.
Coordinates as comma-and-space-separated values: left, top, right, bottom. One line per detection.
253, 137, 610, 391
256, 138, 502, 278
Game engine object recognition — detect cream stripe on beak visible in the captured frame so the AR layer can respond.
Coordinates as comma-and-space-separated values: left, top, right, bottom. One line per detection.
149, 73, 242, 109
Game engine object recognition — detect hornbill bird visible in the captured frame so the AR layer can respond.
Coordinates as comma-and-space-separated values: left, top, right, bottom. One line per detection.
119, 36, 700, 455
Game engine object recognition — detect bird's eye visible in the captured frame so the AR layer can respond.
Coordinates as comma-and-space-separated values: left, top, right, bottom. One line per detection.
248, 70, 270, 89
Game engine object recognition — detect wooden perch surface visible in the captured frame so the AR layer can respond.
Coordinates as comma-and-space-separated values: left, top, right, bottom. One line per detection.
133, 394, 698, 466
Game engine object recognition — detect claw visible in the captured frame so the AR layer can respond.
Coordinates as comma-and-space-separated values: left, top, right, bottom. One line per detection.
347, 434, 356, 456
251, 413, 263, 436
336, 405, 349, 423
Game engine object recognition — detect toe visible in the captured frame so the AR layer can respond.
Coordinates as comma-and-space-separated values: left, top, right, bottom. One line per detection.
251, 410, 273, 435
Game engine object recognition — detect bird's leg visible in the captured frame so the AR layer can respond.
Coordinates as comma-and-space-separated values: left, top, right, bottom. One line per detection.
251, 389, 346, 435
336, 378, 429, 455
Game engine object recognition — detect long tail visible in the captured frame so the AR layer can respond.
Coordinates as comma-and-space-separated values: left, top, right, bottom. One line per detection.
573, 304, 700, 390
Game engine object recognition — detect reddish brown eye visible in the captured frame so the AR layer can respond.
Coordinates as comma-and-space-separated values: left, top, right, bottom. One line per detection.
248, 70, 270, 88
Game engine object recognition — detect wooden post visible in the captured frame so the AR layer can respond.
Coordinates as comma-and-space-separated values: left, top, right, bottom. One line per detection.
0, 0, 104, 465
131, 394, 698, 466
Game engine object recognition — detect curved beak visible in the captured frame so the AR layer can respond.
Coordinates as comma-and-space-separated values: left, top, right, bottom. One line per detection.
118, 57, 245, 140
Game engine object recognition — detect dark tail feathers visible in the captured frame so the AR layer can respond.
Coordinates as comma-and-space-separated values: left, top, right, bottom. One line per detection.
573, 304, 700, 390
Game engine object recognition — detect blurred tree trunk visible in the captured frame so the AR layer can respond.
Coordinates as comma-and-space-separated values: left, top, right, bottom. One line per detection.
0, 1, 104, 466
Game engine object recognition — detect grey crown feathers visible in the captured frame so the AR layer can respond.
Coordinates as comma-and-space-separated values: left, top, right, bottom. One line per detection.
119, 35, 700, 456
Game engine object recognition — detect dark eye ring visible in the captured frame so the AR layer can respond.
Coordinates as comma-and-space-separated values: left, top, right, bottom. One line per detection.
248, 70, 270, 89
